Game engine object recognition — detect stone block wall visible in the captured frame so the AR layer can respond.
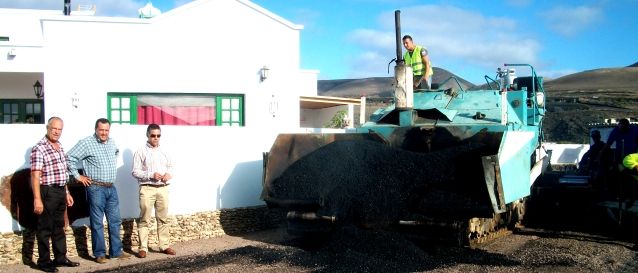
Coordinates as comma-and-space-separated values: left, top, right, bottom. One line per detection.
0, 206, 284, 265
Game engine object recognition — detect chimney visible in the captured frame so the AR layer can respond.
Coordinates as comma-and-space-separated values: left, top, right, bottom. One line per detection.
64, 0, 71, 16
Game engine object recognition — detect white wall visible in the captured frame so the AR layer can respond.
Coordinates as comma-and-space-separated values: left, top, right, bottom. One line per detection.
0, 0, 319, 233
297, 70, 320, 96
37, 0, 306, 132
301, 105, 349, 128
543, 143, 589, 166
0, 47, 45, 73
0, 124, 285, 232
0, 72, 42, 99
0, 123, 344, 233
0, 9, 48, 73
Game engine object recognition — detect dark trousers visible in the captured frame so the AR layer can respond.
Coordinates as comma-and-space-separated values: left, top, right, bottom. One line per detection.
36, 185, 67, 265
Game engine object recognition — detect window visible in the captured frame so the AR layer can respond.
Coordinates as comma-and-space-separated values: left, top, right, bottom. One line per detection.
108, 96, 136, 124
0, 100, 43, 124
217, 96, 244, 126
0, 36, 9, 42
107, 93, 244, 126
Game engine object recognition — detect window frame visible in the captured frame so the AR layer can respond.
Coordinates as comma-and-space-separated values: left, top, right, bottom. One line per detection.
216, 95, 244, 126
107, 94, 137, 125
107, 93, 244, 127
0, 99, 44, 124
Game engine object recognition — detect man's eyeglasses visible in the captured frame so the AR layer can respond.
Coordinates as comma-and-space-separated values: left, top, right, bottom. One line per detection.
149, 134, 161, 138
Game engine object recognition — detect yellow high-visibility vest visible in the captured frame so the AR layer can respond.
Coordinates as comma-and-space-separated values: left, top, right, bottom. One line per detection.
623, 153, 638, 180
404, 45, 433, 77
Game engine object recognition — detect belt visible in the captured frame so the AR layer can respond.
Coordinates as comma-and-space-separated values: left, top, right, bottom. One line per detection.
41, 184, 65, 188
142, 183, 167, 188
92, 181, 113, 187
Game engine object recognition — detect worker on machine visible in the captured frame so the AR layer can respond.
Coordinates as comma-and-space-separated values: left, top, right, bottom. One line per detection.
402, 35, 433, 90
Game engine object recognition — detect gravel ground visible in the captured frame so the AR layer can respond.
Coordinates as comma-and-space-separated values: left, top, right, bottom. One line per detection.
2, 226, 637, 273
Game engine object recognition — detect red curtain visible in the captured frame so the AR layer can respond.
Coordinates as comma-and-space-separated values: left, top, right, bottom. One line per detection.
137, 106, 215, 125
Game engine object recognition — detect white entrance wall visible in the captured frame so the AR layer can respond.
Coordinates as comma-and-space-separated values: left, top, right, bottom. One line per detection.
0, 0, 322, 233
0, 123, 316, 232
0, 123, 326, 233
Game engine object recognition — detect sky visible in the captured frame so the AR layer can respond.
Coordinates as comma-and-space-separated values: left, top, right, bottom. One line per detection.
2, 0, 637, 84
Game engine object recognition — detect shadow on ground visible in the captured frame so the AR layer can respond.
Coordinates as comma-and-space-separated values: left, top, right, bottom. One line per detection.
87, 226, 522, 273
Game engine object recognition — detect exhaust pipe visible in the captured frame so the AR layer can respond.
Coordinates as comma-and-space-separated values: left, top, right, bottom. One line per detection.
64, 0, 71, 16
395, 10, 403, 65
393, 10, 413, 114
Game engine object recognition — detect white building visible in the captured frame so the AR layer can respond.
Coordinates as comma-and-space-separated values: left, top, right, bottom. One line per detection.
0, 0, 359, 234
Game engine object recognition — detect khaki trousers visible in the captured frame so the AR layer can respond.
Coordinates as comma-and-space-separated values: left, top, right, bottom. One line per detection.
137, 185, 170, 252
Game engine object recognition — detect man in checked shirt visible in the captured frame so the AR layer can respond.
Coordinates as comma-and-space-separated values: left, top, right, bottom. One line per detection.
67, 118, 131, 263
30, 117, 80, 272
132, 124, 175, 258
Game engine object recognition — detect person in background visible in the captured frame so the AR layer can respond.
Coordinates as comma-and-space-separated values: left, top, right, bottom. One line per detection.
600, 119, 638, 197
132, 124, 176, 258
622, 151, 638, 251
605, 118, 638, 165
67, 118, 131, 264
402, 35, 434, 90
579, 130, 612, 193
30, 117, 80, 272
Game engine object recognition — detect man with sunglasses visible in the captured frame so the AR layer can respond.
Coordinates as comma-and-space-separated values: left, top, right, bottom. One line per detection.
132, 124, 175, 258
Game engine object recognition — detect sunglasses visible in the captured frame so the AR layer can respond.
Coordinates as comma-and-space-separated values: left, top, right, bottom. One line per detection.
149, 134, 161, 138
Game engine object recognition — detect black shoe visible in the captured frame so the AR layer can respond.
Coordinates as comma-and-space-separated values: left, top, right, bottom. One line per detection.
36, 263, 59, 273
54, 257, 80, 267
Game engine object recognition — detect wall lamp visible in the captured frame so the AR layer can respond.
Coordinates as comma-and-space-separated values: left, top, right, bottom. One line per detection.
260, 65, 270, 82
33, 80, 43, 99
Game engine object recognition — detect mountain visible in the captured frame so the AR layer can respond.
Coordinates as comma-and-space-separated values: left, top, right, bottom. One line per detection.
544, 67, 638, 92
629, 62, 638, 67
318, 67, 474, 98
539, 66, 638, 143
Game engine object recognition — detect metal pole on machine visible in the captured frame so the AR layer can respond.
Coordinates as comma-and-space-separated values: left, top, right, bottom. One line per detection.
393, 10, 414, 126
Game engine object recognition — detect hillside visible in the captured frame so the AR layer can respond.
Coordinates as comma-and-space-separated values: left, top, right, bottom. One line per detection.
542, 66, 638, 143
318, 67, 474, 98
317, 64, 638, 143
544, 67, 638, 92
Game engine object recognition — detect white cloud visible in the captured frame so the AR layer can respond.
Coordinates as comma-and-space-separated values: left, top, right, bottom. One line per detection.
541, 5, 603, 37
537, 68, 579, 81
346, 5, 540, 80
0, 0, 148, 17
0, 0, 58, 9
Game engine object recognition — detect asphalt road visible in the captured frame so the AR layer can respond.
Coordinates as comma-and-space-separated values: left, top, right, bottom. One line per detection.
2, 226, 637, 273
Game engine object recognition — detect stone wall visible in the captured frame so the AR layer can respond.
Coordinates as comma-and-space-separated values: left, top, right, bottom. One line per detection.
0, 206, 284, 265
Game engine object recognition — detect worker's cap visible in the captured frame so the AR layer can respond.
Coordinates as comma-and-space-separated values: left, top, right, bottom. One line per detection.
591, 130, 601, 137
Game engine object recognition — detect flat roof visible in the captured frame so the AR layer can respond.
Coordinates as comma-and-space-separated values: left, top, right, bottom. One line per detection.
300, 95, 361, 109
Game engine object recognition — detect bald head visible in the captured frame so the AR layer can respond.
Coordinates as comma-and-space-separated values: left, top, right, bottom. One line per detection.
46, 117, 63, 143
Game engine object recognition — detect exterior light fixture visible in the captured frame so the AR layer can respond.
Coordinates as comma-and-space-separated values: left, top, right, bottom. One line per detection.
260, 66, 270, 82
33, 80, 43, 99
72, 92, 80, 108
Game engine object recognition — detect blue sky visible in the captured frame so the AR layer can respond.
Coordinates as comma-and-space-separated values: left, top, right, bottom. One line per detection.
2, 0, 637, 84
